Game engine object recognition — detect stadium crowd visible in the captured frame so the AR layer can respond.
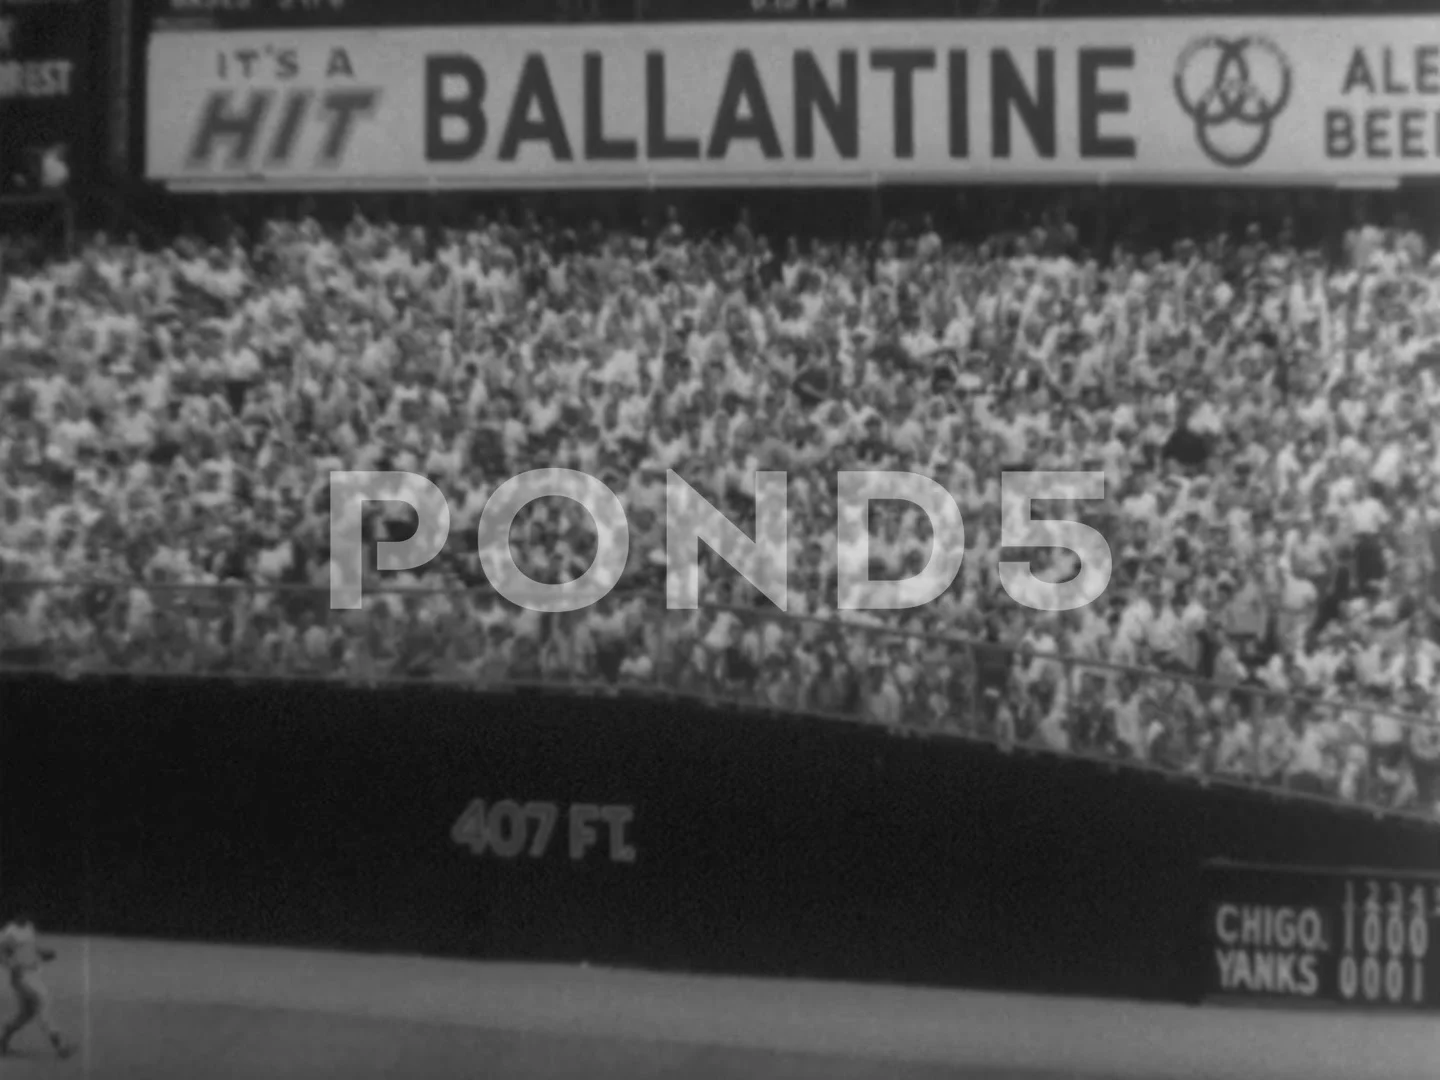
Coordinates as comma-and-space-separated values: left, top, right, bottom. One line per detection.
1, 199, 1438, 815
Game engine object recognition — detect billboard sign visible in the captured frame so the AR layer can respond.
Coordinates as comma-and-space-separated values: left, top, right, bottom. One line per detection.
146, 18, 1440, 189
0, 0, 96, 189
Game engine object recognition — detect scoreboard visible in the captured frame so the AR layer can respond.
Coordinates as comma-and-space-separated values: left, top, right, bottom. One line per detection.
1201, 860, 1440, 1012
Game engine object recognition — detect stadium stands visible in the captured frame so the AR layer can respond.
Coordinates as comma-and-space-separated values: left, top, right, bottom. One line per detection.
1, 201, 1438, 817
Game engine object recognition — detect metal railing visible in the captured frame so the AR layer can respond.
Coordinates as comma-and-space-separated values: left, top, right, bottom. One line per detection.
2, 577, 1437, 823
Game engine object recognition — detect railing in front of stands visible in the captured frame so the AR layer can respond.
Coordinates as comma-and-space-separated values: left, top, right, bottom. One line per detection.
2, 577, 1437, 822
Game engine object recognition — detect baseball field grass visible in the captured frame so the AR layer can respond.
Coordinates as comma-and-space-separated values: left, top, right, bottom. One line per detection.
4, 936, 1436, 1079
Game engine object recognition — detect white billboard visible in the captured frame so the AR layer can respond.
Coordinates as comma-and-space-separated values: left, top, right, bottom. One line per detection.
146, 18, 1440, 188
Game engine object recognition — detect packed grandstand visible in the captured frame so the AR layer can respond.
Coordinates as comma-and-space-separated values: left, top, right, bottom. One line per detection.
1, 191, 1438, 816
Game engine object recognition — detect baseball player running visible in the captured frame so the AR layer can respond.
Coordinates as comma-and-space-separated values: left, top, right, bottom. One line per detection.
0, 912, 74, 1059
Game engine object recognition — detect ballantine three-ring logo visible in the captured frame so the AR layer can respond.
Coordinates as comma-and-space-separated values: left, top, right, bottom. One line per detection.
1173, 35, 1293, 169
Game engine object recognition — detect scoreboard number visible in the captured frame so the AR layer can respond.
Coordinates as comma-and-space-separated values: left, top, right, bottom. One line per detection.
1339, 879, 1431, 1005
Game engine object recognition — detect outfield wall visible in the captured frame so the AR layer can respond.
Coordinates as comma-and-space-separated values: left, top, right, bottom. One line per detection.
2, 672, 1436, 1001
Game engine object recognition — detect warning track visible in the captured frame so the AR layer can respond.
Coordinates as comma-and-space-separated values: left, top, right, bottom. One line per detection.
3, 937, 1436, 1079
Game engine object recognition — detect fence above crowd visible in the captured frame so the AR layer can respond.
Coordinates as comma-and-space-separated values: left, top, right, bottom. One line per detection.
146, 0, 1440, 31
2, 578, 1436, 823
